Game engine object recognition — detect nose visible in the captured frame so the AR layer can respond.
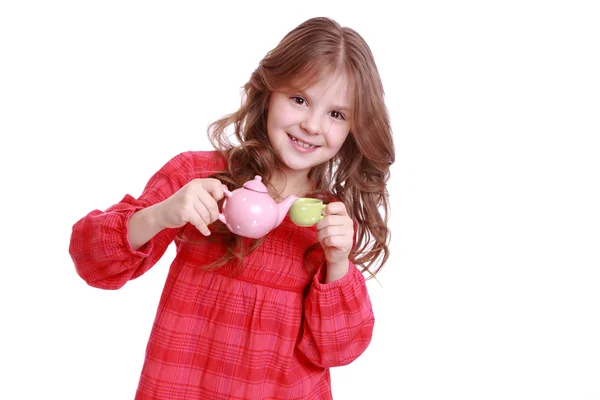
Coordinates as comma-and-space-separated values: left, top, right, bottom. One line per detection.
300, 112, 321, 135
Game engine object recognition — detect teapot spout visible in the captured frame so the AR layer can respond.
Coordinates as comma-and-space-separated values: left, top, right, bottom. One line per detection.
276, 195, 299, 227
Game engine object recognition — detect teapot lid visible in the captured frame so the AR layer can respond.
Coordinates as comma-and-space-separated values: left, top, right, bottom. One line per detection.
243, 175, 268, 193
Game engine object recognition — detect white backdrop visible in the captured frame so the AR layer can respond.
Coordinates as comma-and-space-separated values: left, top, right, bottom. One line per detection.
1, 1, 599, 399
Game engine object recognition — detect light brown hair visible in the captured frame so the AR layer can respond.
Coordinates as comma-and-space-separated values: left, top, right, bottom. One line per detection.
198, 17, 394, 279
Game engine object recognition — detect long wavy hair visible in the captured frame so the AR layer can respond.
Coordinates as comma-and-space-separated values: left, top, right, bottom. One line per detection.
195, 17, 394, 279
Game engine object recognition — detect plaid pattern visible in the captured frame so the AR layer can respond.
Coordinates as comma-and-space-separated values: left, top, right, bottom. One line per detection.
69, 151, 375, 399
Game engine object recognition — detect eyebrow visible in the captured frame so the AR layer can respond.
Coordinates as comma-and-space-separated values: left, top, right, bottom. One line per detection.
332, 104, 351, 112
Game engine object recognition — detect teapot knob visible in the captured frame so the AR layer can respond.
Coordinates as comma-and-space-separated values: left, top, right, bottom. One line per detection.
242, 175, 268, 193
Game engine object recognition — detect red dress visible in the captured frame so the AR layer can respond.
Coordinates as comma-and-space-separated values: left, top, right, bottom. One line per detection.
69, 151, 374, 399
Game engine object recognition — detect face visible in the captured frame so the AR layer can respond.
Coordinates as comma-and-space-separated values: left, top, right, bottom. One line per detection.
266, 73, 353, 177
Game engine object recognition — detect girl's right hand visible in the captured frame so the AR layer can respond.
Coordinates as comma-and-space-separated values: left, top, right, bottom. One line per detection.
155, 178, 225, 236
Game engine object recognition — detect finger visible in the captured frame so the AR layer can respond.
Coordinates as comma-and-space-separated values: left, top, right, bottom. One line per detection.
192, 201, 213, 225
322, 201, 348, 216
323, 235, 352, 251
195, 190, 220, 223
317, 225, 351, 243
187, 211, 211, 236
202, 178, 226, 201
316, 214, 353, 231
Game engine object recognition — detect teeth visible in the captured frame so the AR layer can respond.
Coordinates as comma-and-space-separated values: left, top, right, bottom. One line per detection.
290, 135, 317, 148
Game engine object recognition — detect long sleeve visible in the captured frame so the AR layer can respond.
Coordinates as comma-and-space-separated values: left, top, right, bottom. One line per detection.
297, 262, 375, 368
68, 151, 219, 290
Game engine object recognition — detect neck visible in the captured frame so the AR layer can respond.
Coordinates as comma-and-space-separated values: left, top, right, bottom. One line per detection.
270, 170, 311, 201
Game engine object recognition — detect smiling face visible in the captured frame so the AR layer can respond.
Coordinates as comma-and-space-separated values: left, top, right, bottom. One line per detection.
266, 73, 353, 179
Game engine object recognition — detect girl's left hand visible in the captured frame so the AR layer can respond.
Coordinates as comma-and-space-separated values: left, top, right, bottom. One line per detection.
316, 201, 354, 268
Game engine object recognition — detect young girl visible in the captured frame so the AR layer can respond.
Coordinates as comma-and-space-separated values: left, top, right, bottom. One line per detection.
69, 17, 394, 400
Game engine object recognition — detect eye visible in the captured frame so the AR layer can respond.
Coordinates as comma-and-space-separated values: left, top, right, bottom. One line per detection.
292, 96, 307, 106
329, 111, 346, 120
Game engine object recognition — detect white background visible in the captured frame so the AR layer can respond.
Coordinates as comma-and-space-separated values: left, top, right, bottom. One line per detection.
1, 1, 599, 399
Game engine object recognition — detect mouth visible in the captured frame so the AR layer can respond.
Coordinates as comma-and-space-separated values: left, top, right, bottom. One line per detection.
287, 133, 320, 149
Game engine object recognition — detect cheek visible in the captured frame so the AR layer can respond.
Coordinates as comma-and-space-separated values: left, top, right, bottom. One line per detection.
270, 101, 299, 127
266, 108, 283, 138
327, 128, 351, 148
267, 110, 293, 146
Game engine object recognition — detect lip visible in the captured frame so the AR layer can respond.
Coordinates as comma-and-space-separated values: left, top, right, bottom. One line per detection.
287, 133, 320, 148
287, 133, 319, 153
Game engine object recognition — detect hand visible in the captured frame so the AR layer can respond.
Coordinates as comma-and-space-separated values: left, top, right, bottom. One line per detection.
155, 178, 225, 236
316, 201, 354, 269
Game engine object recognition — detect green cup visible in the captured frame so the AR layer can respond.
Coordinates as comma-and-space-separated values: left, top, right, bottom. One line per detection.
288, 198, 326, 227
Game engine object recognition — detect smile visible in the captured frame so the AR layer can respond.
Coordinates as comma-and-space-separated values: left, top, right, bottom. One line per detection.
287, 133, 319, 149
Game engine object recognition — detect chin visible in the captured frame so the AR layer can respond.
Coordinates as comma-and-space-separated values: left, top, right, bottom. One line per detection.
275, 144, 333, 173
280, 161, 312, 174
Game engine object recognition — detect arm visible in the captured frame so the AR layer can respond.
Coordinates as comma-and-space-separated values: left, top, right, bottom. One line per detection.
297, 262, 374, 368
68, 151, 198, 290
128, 203, 166, 251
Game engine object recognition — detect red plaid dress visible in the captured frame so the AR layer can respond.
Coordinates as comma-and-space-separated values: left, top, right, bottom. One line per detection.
69, 151, 374, 399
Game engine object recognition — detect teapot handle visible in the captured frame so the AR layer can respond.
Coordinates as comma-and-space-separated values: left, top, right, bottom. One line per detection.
218, 185, 232, 225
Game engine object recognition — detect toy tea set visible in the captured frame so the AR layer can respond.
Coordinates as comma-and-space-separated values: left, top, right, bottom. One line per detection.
218, 175, 326, 239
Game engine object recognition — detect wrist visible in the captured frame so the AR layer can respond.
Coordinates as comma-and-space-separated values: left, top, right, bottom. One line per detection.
145, 203, 165, 231
324, 259, 350, 283
128, 204, 163, 251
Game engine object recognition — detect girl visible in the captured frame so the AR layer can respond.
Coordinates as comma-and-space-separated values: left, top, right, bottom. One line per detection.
69, 16, 394, 400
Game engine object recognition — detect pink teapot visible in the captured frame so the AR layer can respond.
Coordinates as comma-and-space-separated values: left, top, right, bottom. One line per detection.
218, 176, 298, 239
